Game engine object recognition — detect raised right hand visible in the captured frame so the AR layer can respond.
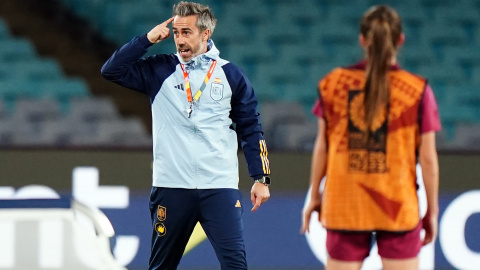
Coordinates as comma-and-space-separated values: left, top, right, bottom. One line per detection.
147, 17, 174, 44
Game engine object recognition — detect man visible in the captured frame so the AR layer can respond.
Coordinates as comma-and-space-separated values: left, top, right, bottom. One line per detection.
101, 2, 271, 269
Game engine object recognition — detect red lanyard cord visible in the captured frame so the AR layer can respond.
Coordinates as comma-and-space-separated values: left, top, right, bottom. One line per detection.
180, 60, 217, 103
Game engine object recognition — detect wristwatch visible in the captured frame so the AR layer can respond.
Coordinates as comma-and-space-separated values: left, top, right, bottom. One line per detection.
254, 176, 271, 186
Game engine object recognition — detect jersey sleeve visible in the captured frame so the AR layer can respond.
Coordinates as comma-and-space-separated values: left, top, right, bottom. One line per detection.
312, 76, 328, 119
420, 84, 442, 133
312, 98, 324, 118
101, 35, 178, 99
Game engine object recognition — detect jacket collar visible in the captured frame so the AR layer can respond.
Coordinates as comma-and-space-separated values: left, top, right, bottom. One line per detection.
177, 39, 219, 70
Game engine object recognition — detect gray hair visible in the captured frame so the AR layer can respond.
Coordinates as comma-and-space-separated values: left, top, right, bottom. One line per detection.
173, 1, 217, 38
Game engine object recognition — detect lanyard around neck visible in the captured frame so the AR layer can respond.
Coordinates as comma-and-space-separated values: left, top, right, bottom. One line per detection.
180, 60, 217, 103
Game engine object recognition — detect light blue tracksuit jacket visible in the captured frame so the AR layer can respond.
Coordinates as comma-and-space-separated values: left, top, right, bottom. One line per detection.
101, 35, 270, 189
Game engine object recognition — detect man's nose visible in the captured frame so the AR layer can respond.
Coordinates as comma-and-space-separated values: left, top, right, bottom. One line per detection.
176, 37, 186, 45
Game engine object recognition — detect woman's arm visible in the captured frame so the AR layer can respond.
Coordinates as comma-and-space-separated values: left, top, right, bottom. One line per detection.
301, 118, 328, 233
419, 131, 439, 245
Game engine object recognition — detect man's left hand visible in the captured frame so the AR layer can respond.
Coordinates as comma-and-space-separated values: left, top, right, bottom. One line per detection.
251, 182, 270, 212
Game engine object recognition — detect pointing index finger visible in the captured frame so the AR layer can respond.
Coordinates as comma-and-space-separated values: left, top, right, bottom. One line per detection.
251, 202, 260, 212
162, 17, 174, 26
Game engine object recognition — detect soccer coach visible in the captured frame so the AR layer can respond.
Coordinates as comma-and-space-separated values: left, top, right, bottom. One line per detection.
101, 1, 271, 269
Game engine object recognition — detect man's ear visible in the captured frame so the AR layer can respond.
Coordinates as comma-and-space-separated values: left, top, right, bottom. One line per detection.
203, 29, 210, 42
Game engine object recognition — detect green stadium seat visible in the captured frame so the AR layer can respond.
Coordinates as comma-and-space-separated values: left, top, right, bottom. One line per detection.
0, 58, 64, 81
433, 5, 479, 26
442, 46, 480, 84
400, 45, 437, 73
0, 39, 37, 62
256, 21, 303, 48
467, 65, 480, 88
228, 39, 275, 73
451, 85, 480, 109
214, 15, 250, 46
422, 23, 470, 50
440, 102, 478, 125
39, 78, 91, 112
420, 0, 455, 7
395, 4, 428, 24
473, 27, 480, 50
0, 80, 44, 110
315, 21, 358, 48
438, 84, 479, 127
99, 1, 134, 43
275, 0, 323, 27
395, 5, 428, 46
101, 0, 172, 44
309, 64, 335, 82
221, 1, 270, 28
62, 0, 104, 24
282, 81, 318, 106
418, 65, 466, 86
444, 46, 480, 66
324, 3, 370, 26
325, 44, 364, 66
250, 78, 281, 104
257, 61, 303, 86
279, 43, 328, 69
430, 85, 449, 105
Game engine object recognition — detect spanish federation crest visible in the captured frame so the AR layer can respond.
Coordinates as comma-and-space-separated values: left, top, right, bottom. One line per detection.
155, 222, 167, 237
157, 205, 166, 221
210, 82, 224, 101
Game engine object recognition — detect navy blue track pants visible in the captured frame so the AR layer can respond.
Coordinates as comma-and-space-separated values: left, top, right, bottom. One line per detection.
148, 187, 247, 270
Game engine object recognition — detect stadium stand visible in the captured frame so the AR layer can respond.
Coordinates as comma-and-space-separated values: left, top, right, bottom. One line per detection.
0, 15, 152, 148
3, 0, 480, 150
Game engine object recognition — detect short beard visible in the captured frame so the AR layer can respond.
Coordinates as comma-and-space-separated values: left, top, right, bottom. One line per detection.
190, 37, 205, 60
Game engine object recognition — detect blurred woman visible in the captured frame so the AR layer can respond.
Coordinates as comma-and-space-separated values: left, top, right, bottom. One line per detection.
302, 5, 441, 270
